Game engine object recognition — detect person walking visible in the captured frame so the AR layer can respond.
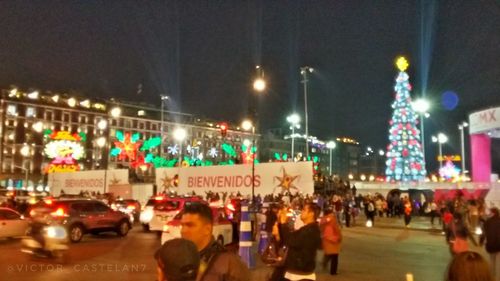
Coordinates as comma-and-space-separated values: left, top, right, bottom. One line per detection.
404, 198, 412, 227
447, 213, 470, 255
480, 207, 500, 280
320, 209, 342, 275
430, 201, 439, 226
366, 199, 376, 226
180, 203, 250, 281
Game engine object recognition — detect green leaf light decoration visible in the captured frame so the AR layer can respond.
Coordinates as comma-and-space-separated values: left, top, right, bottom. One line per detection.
116, 131, 124, 142
131, 133, 141, 143
145, 153, 154, 163
78, 132, 87, 142
141, 137, 161, 151
221, 143, 237, 158
274, 152, 281, 160
110, 147, 121, 157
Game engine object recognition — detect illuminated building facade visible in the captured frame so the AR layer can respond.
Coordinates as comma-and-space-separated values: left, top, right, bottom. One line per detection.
0, 88, 253, 189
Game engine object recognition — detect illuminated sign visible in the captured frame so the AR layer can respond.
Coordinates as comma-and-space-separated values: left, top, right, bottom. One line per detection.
44, 130, 86, 173
437, 155, 461, 162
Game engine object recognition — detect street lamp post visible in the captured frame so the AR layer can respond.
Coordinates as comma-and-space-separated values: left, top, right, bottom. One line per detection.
104, 106, 122, 193
245, 66, 266, 203
432, 133, 448, 170
326, 141, 336, 176
20, 144, 31, 189
242, 120, 256, 202
458, 122, 469, 176
160, 95, 169, 158
286, 114, 300, 161
173, 127, 187, 169
300, 66, 314, 159
412, 99, 430, 168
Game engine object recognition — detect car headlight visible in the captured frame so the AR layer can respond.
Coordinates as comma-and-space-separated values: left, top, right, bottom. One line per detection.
140, 210, 153, 222
45, 226, 67, 239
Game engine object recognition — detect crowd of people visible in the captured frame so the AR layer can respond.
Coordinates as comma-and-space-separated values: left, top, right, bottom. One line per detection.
2, 186, 498, 280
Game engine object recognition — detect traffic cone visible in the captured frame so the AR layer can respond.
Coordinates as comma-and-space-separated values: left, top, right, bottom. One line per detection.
238, 201, 255, 268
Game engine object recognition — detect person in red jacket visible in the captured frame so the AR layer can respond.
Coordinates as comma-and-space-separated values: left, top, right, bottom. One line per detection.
320, 208, 342, 275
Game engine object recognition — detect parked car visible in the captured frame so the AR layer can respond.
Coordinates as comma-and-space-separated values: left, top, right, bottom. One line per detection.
148, 196, 204, 232
161, 206, 233, 246
29, 199, 132, 243
0, 207, 30, 238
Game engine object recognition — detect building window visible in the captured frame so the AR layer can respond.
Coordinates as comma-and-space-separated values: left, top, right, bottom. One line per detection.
45, 110, 53, 120
26, 107, 36, 118
5, 131, 15, 142
151, 123, 157, 131
124, 119, 132, 128
79, 115, 88, 124
63, 113, 70, 122
138, 122, 145, 130
6, 104, 17, 116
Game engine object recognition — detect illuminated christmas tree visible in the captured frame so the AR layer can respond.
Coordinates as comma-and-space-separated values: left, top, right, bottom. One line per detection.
385, 57, 426, 182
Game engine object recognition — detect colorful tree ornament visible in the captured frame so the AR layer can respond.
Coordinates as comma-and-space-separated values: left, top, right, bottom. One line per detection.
385, 57, 426, 182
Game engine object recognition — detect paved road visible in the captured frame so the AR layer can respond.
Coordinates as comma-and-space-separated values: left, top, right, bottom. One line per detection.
0, 218, 488, 281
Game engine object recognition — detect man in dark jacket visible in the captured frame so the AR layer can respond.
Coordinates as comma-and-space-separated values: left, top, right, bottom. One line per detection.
180, 203, 250, 281
279, 202, 322, 281
480, 207, 500, 280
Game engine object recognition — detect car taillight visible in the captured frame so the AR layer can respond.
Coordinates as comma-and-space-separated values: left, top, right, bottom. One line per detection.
155, 196, 164, 201
44, 199, 53, 205
51, 208, 68, 217
127, 205, 135, 210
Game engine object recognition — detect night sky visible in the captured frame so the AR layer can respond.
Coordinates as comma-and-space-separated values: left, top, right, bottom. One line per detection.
1, 1, 499, 172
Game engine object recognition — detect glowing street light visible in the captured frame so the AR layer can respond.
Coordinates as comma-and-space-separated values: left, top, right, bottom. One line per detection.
96, 137, 106, 148
326, 141, 336, 176
432, 133, 448, 170
173, 127, 187, 170
173, 127, 187, 142
67, 97, 77, 107
110, 107, 122, 118
241, 120, 253, 131
9, 88, 18, 97
27, 91, 39, 99
253, 78, 266, 92
32, 121, 44, 133
97, 119, 108, 130
20, 145, 30, 157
